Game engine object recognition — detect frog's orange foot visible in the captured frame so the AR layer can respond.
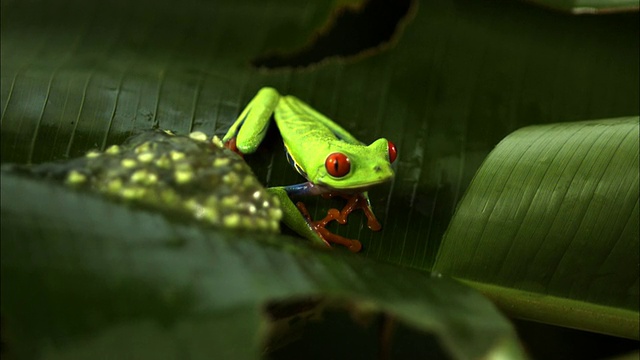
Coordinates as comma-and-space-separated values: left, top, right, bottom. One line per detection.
296, 202, 362, 253
295, 193, 383, 253
327, 193, 383, 231
316, 227, 362, 253
224, 138, 244, 157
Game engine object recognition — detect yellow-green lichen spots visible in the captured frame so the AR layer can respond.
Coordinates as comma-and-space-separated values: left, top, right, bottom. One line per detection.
41, 129, 284, 235
65, 170, 87, 185
105, 145, 121, 154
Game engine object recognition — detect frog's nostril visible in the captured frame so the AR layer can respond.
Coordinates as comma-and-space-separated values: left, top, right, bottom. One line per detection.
373, 165, 382, 172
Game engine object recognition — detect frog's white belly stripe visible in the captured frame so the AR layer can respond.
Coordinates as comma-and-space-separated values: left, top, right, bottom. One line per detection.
283, 143, 308, 180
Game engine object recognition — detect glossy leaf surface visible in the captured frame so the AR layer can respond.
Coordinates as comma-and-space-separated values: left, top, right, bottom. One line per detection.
434, 117, 639, 339
1, 0, 638, 356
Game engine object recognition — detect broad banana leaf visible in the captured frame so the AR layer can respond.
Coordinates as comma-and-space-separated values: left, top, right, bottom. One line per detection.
1, 0, 638, 357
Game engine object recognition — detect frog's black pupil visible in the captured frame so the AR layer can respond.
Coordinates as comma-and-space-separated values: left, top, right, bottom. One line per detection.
334, 161, 339, 172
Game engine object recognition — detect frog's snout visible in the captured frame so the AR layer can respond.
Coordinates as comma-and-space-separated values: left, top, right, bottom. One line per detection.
373, 162, 393, 175
371, 163, 394, 183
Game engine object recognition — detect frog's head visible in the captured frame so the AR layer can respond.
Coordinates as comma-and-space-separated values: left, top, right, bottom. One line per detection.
315, 138, 397, 191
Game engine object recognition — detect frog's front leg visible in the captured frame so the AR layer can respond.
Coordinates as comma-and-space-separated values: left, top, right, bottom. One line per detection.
223, 87, 280, 154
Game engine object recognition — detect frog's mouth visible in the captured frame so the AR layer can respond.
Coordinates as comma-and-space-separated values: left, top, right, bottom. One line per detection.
317, 175, 393, 193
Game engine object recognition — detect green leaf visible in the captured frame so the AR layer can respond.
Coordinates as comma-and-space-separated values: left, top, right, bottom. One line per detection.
1, 0, 639, 356
434, 117, 639, 339
2, 0, 638, 270
526, 0, 639, 14
1, 172, 524, 359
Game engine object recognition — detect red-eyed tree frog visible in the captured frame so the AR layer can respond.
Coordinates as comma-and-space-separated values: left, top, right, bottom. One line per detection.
223, 87, 397, 252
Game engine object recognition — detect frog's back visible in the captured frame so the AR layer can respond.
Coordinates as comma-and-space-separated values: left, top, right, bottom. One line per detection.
274, 95, 365, 181
275, 96, 363, 147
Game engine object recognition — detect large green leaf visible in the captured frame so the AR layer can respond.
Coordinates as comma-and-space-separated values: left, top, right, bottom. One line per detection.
2, 0, 639, 356
1, 171, 524, 359
526, 0, 638, 13
434, 117, 639, 339
2, 0, 638, 269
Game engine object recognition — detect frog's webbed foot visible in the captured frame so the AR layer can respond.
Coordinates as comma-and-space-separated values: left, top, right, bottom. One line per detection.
296, 193, 382, 253
296, 201, 362, 253
320, 192, 382, 231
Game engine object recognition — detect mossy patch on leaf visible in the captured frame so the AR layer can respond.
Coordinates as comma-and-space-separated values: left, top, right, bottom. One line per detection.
13, 129, 282, 233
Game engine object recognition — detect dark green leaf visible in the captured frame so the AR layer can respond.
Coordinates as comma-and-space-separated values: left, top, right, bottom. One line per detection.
1, 172, 523, 359
526, 0, 639, 14
2, 0, 638, 268
2, 0, 639, 356
434, 117, 639, 339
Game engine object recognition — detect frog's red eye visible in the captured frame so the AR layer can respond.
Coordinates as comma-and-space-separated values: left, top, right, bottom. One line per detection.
325, 153, 350, 177
388, 140, 398, 163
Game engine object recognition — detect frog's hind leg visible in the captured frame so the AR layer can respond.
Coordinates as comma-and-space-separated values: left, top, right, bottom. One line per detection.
268, 185, 363, 252
223, 87, 280, 154
296, 202, 362, 253
297, 191, 383, 253
267, 186, 329, 248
